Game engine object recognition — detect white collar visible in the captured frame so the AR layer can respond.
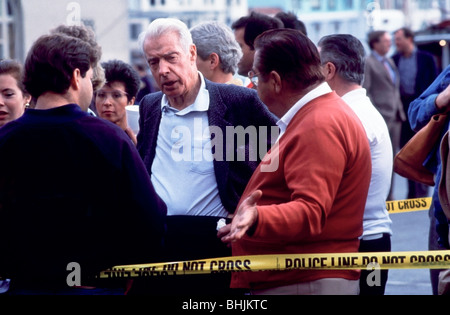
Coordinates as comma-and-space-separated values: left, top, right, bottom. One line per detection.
161, 72, 209, 115
277, 82, 332, 138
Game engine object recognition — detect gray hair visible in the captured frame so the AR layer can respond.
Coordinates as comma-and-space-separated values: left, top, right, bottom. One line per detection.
138, 18, 193, 53
318, 34, 366, 85
190, 21, 243, 75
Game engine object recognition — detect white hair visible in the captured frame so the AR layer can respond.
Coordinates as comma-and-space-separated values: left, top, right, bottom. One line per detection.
138, 18, 193, 53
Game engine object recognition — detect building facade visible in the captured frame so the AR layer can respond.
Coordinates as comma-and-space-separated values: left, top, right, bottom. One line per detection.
248, 0, 448, 46
128, 0, 248, 63
0, 0, 448, 68
2, 0, 130, 63
0, 0, 25, 61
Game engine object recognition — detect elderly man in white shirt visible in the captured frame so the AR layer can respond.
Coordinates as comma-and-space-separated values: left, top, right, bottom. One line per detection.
133, 18, 278, 295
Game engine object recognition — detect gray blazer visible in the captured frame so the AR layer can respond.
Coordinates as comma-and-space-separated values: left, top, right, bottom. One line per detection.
136, 79, 278, 214
363, 53, 406, 123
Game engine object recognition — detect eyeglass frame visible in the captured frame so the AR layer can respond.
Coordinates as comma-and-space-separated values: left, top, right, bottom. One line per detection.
95, 89, 129, 101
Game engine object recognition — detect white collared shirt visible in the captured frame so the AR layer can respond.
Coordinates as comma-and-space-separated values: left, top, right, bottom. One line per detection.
341, 88, 393, 237
151, 73, 227, 217
276, 82, 332, 141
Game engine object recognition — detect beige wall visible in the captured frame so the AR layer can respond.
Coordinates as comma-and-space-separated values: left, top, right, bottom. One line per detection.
22, 0, 130, 63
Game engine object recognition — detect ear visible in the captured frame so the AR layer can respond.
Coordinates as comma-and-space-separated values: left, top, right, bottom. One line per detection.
128, 96, 136, 106
322, 62, 336, 81
190, 44, 197, 64
269, 71, 282, 94
70, 68, 83, 91
23, 94, 32, 107
209, 53, 220, 70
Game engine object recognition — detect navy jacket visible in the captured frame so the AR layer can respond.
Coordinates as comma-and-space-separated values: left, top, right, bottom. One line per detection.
137, 79, 278, 214
392, 49, 439, 99
0, 105, 167, 288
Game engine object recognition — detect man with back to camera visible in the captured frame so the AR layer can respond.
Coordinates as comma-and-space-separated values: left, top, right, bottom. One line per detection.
318, 34, 393, 295
0, 31, 166, 295
219, 29, 372, 295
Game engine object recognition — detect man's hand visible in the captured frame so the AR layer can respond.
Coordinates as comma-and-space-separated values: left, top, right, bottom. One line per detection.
218, 190, 262, 245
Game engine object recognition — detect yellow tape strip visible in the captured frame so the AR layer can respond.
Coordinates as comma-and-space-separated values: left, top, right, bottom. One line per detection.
99, 250, 450, 279
386, 197, 432, 214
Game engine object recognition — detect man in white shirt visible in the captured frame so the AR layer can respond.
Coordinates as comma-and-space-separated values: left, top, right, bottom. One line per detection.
134, 18, 277, 295
318, 34, 393, 295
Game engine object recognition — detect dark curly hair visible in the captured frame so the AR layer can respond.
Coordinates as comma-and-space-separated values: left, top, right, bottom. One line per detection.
101, 59, 141, 102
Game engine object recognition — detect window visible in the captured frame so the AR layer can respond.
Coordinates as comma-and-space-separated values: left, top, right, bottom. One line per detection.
130, 23, 142, 40
292, 0, 302, 11
328, 0, 337, 10
129, 0, 141, 10
332, 21, 341, 33
311, 0, 321, 11
0, 0, 17, 59
343, 0, 353, 9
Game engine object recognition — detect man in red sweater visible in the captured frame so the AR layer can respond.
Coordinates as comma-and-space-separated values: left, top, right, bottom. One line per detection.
219, 29, 372, 295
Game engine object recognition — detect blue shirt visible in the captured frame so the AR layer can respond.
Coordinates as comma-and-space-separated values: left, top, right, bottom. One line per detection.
398, 49, 417, 96
151, 73, 227, 217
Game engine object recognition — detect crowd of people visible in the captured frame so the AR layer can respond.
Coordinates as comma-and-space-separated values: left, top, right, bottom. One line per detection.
0, 10, 448, 296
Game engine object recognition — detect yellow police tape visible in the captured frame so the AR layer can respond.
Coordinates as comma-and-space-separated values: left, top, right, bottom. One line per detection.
98, 197, 440, 279
386, 197, 432, 214
99, 250, 450, 279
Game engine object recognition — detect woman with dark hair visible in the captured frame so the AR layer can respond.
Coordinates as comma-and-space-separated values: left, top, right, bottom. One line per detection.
0, 60, 31, 128
95, 59, 141, 145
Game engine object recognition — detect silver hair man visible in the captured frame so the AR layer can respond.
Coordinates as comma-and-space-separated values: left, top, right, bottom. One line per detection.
190, 21, 242, 77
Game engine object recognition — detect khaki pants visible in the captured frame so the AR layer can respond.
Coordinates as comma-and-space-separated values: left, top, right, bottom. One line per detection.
251, 278, 359, 295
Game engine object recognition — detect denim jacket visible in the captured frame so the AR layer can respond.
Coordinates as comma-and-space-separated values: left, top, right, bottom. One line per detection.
408, 65, 450, 248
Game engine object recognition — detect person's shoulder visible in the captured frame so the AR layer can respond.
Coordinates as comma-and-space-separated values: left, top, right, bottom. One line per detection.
208, 79, 255, 94
207, 80, 260, 106
417, 49, 435, 59
139, 91, 163, 107
363, 54, 377, 70
0, 120, 22, 143
81, 115, 133, 145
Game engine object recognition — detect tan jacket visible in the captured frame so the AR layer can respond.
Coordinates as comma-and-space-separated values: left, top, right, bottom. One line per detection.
363, 54, 406, 123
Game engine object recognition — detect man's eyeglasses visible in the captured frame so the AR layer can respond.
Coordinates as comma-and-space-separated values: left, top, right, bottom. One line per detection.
248, 70, 260, 88
96, 90, 128, 101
